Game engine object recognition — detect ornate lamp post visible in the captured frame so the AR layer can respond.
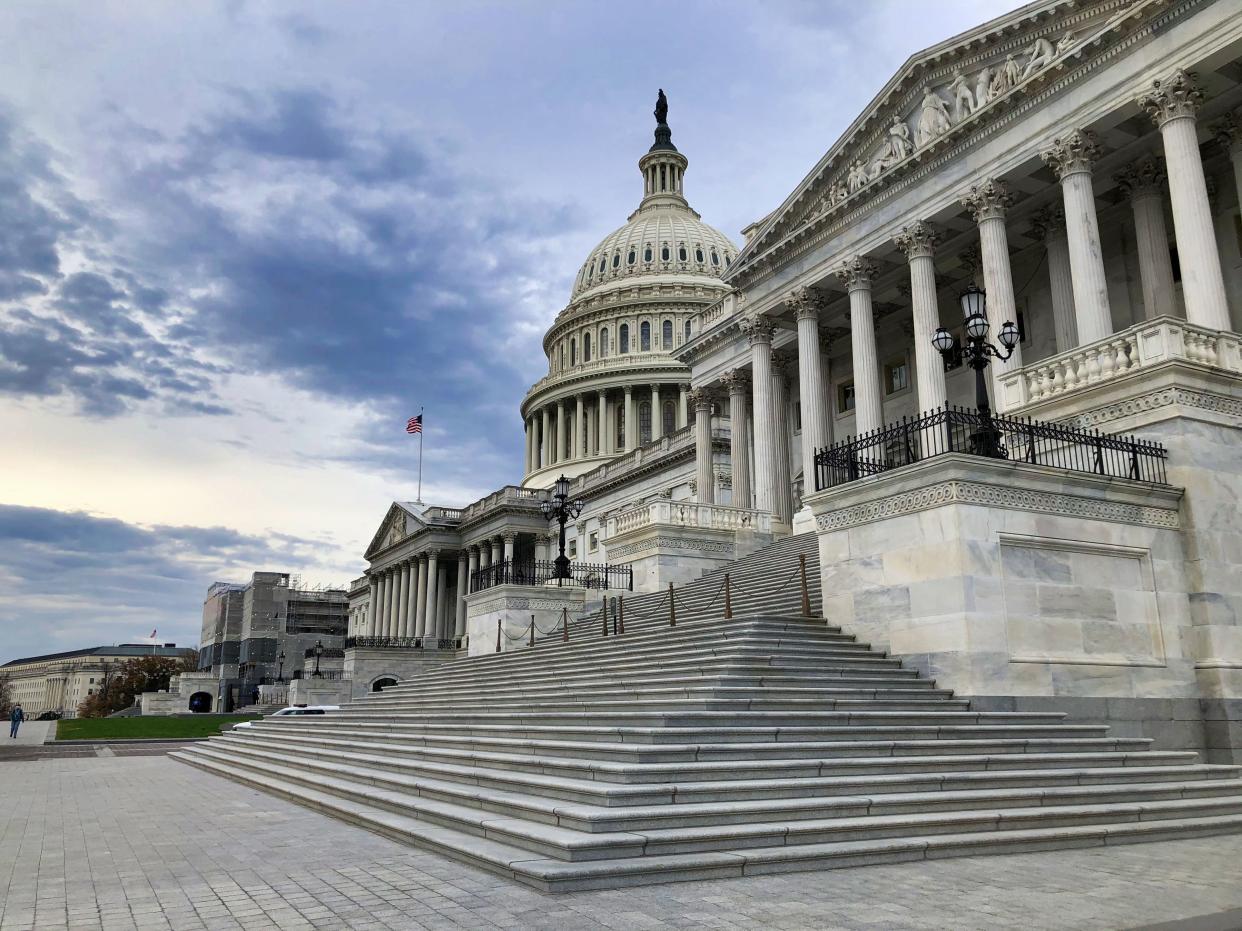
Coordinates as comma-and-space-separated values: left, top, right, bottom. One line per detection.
311, 640, 324, 678
932, 285, 1020, 459
276, 650, 286, 683
539, 475, 585, 585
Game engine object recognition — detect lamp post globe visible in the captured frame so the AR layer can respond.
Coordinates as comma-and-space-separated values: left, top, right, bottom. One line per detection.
276, 650, 286, 683
542, 474, 585, 584
312, 640, 323, 678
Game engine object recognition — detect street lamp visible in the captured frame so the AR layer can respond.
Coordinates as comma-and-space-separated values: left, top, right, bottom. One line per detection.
311, 640, 324, 678
539, 475, 585, 584
931, 284, 1019, 459
276, 650, 286, 683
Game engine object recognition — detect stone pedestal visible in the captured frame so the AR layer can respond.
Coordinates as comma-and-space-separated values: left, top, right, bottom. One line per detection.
287, 678, 352, 707
343, 647, 457, 699
463, 584, 586, 657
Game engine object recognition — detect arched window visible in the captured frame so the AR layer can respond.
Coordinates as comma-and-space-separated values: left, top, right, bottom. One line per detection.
570, 338, 576, 366
662, 319, 673, 349
644, 245, 652, 262
661, 245, 670, 261
612, 252, 620, 268
639, 402, 652, 445
619, 324, 630, 354
627, 248, 636, 265
598, 257, 606, 274
640, 321, 651, 352
678, 245, 688, 262
583, 332, 591, 362
695, 247, 704, 263
684, 319, 692, 342
616, 404, 625, 449
662, 400, 676, 435
710, 250, 720, 266
559, 342, 565, 371
600, 327, 610, 358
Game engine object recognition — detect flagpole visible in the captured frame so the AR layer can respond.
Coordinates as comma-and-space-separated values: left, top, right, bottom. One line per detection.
417, 406, 425, 504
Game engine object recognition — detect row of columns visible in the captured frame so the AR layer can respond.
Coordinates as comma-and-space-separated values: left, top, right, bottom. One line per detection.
364, 550, 463, 642
524, 383, 691, 474
693, 71, 1234, 520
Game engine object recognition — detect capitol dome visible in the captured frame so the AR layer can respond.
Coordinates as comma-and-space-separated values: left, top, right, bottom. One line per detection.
520, 91, 737, 489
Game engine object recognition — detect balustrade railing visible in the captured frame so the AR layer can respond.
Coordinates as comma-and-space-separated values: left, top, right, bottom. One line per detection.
997, 315, 1242, 409
608, 501, 772, 537
345, 636, 463, 651
470, 559, 632, 592
814, 404, 1167, 491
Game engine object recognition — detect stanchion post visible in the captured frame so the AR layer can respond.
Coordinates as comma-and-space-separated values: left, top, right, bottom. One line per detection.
618, 595, 624, 635
529, 615, 535, 647
669, 583, 676, 627
799, 553, 812, 618
495, 618, 501, 653
601, 599, 608, 638
562, 606, 568, 642
724, 574, 733, 619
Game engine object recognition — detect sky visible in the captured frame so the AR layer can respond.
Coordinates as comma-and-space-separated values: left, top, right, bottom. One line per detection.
0, 0, 1024, 663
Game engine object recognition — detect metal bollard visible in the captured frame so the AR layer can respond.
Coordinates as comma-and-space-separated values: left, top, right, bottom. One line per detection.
529, 615, 535, 647
724, 574, 733, 619
618, 595, 624, 635
601, 600, 608, 638
799, 553, 812, 618
669, 583, 676, 626
562, 606, 569, 642
495, 618, 501, 653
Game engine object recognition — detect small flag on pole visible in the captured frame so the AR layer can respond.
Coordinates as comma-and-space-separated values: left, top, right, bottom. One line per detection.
148, 629, 157, 639
406, 414, 423, 435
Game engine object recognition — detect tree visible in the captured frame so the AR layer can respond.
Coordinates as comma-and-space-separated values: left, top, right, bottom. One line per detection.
0, 673, 12, 719
76, 656, 185, 718
178, 649, 200, 673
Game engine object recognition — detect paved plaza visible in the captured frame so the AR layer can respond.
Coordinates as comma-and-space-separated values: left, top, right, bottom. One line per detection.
0, 755, 1241, 930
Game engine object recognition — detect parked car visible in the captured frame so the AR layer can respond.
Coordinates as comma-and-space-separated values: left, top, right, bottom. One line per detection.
232, 705, 340, 729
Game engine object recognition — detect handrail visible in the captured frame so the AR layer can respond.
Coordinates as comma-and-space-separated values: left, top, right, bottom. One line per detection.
470, 559, 633, 593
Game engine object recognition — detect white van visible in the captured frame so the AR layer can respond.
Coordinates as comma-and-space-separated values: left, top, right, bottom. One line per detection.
232, 705, 340, 729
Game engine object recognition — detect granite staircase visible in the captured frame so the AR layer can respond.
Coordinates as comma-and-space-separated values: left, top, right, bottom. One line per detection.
174, 533, 1242, 892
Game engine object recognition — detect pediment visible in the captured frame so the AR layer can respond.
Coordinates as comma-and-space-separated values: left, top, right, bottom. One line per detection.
731, 0, 1158, 277
363, 501, 425, 560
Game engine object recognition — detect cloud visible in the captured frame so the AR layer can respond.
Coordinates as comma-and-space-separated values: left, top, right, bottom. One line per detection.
0, 504, 341, 664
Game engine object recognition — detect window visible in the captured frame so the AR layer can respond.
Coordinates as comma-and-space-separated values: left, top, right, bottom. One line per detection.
89, 678, 95, 684
612, 252, 620, 268
560, 343, 565, 371
695, 247, 704, 263
662, 319, 673, 349
619, 324, 630, 354
794, 401, 802, 432
589, 531, 598, 552
644, 246, 652, 262
684, 320, 692, 342
640, 321, 651, 351
838, 382, 856, 413
600, 327, 610, 358
884, 357, 909, 395
639, 401, 652, 444
627, 248, 636, 265
710, 250, 720, 266
570, 338, 577, 366
662, 400, 676, 435
678, 245, 688, 262
568, 540, 577, 558
598, 257, 606, 274
583, 332, 591, 362
661, 245, 670, 261
616, 404, 625, 449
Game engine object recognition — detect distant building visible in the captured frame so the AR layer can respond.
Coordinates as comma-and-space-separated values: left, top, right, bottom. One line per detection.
1, 643, 194, 719
196, 572, 349, 710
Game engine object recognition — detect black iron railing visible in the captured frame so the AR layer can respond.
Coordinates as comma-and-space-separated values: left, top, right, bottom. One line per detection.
303, 647, 346, 659
345, 636, 463, 651
814, 404, 1168, 491
470, 560, 633, 592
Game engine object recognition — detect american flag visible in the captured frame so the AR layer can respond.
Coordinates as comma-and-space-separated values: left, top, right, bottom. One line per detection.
406, 414, 423, 435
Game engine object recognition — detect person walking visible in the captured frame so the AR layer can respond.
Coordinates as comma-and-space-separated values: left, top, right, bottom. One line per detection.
9, 704, 25, 739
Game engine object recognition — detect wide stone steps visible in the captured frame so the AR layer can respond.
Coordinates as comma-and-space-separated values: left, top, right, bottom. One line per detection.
175, 749, 1242, 892
176, 531, 1242, 890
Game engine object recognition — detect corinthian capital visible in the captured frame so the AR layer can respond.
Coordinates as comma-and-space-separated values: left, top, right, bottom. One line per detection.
834, 256, 876, 291
960, 178, 1012, 222
687, 387, 714, 410
1213, 112, 1242, 156
787, 285, 827, 320
1040, 129, 1102, 180
770, 349, 795, 378
739, 313, 775, 346
893, 220, 939, 260
1029, 204, 1066, 242
721, 368, 751, 395
1113, 154, 1166, 200
1138, 69, 1202, 128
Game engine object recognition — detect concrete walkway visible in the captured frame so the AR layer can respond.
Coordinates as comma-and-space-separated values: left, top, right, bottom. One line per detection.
2, 755, 1242, 931
3, 720, 51, 746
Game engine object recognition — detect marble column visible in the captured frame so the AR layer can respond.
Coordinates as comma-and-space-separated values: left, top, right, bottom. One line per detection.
623, 385, 636, 451
436, 560, 449, 641
414, 555, 428, 638
1116, 155, 1177, 320
1041, 131, 1112, 344
895, 221, 948, 414
386, 568, 399, 637
366, 575, 377, 636
1215, 112, 1242, 212
534, 533, 548, 563
770, 352, 794, 525
524, 418, 533, 474
466, 547, 479, 594
477, 543, 490, 570
424, 550, 440, 641
1140, 71, 1231, 331
554, 400, 565, 464
574, 395, 585, 459
789, 287, 829, 493
502, 532, 515, 563
455, 552, 468, 639
1031, 206, 1079, 350
405, 560, 419, 637
742, 315, 778, 516
396, 562, 410, 639
650, 384, 663, 441
690, 388, 714, 504
678, 384, 689, 429
597, 392, 608, 455
540, 407, 551, 470
836, 257, 883, 434
961, 179, 1022, 402
723, 369, 752, 508
819, 335, 834, 446
490, 537, 502, 566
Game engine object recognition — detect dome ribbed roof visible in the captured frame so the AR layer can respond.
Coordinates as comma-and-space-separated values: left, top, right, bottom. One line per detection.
571, 205, 737, 300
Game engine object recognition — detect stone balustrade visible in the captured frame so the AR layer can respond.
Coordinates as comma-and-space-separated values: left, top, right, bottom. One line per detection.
607, 500, 771, 538
997, 315, 1242, 410
458, 485, 542, 524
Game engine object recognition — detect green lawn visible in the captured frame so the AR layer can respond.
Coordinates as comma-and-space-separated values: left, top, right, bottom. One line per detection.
56, 715, 260, 741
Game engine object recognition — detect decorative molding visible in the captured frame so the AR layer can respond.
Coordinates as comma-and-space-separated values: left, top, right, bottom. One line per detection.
1137, 68, 1203, 128
835, 256, 877, 291
894, 220, 940, 260
788, 285, 828, 321
1040, 128, 1103, 179
1212, 111, 1242, 156
1030, 204, 1067, 241
816, 479, 1179, 533
606, 535, 736, 561
1060, 385, 1242, 429
722, 368, 751, 395
1114, 154, 1167, 199
960, 177, 1012, 222
740, 314, 776, 346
